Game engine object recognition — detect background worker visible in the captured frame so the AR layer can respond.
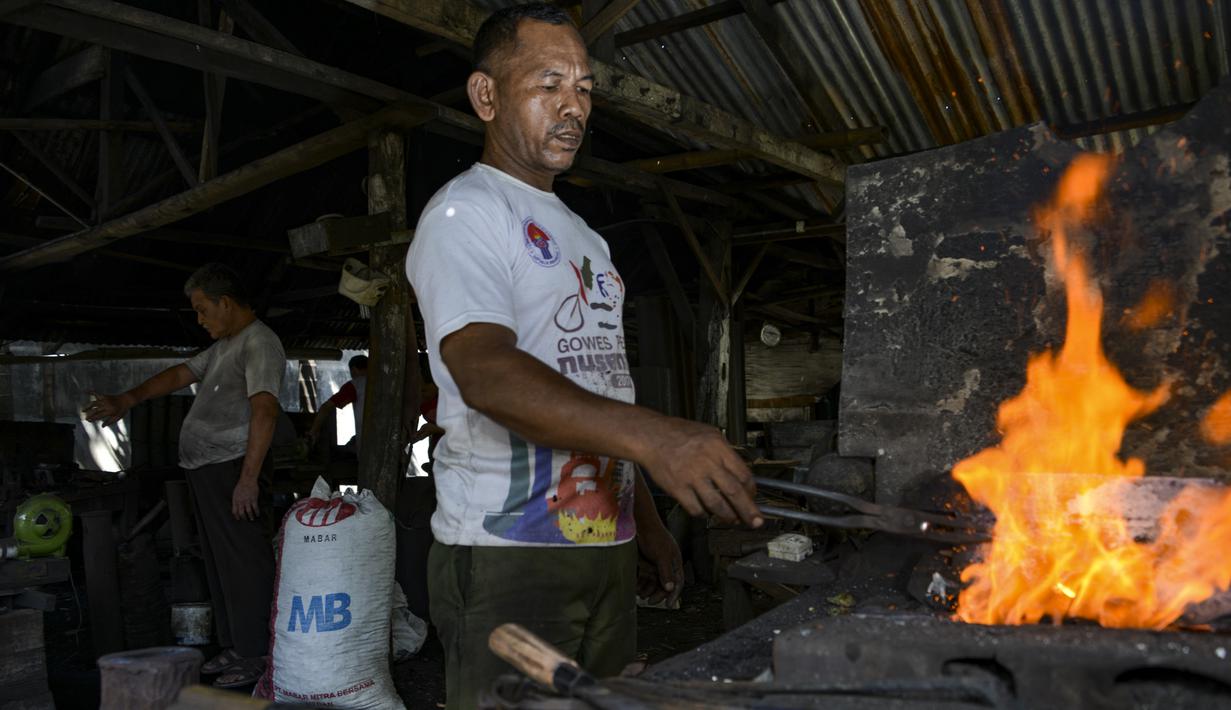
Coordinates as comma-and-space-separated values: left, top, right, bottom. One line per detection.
84, 262, 284, 688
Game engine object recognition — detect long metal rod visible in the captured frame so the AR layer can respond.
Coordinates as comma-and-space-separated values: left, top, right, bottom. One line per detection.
0, 159, 89, 228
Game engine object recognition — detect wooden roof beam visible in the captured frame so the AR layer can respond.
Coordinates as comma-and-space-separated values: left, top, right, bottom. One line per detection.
0, 118, 198, 132
22, 43, 106, 111
338, 0, 844, 185
5, 0, 744, 222
614, 0, 786, 48
0, 103, 437, 271
580, 0, 639, 47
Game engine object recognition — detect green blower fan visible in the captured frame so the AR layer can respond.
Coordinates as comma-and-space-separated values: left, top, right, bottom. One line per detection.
13, 494, 72, 558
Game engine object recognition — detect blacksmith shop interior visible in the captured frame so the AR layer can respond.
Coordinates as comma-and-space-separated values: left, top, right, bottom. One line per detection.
2, 1, 1231, 708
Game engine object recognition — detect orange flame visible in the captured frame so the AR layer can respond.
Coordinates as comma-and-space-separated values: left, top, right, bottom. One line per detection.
1203, 391, 1231, 445
952, 154, 1231, 629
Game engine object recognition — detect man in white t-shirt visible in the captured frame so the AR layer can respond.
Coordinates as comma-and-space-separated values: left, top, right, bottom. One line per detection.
406, 5, 761, 706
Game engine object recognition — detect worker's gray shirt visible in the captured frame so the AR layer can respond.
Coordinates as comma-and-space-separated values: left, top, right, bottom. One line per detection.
178, 319, 286, 470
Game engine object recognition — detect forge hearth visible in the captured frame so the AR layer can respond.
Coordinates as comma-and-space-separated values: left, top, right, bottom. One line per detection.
774, 613, 1231, 709
840, 79, 1231, 504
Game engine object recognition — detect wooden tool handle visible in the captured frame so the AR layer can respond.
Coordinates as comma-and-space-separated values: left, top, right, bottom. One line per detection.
488, 623, 585, 690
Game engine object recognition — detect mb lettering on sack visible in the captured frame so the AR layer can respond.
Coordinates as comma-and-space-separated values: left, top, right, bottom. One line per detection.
256, 477, 421, 709
288, 593, 352, 633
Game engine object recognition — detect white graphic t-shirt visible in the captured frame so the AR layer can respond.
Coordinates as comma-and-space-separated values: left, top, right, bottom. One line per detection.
406, 163, 636, 547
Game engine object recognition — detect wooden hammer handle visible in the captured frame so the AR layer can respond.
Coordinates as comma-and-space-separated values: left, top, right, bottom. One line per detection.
488, 623, 586, 690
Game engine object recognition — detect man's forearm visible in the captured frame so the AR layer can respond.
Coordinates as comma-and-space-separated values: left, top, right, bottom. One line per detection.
241, 395, 279, 481
123, 364, 196, 407
456, 345, 667, 467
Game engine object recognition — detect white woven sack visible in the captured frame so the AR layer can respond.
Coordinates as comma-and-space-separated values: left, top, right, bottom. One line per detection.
264, 477, 401, 708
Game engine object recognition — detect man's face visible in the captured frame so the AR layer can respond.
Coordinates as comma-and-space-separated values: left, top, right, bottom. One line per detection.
485, 20, 593, 179
189, 289, 230, 340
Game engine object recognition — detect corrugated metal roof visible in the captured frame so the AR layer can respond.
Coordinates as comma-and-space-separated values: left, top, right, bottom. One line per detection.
477, 0, 1229, 171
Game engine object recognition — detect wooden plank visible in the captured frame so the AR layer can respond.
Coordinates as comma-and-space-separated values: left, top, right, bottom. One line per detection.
21, 43, 106, 111
0, 102, 436, 271
359, 130, 408, 511
286, 212, 392, 258
0, 558, 69, 589
339, 0, 844, 184
124, 67, 197, 187
0, 117, 198, 132
579, 0, 639, 47
662, 182, 727, 307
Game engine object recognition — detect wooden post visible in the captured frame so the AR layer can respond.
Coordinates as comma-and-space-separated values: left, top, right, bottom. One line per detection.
96, 49, 124, 220
694, 223, 731, 429
728, 296, 747, 446
197, 2, 233, 182
359, 131, 410, 510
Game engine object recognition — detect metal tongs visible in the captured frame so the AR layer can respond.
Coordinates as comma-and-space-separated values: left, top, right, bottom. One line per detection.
755, 477, 991, 545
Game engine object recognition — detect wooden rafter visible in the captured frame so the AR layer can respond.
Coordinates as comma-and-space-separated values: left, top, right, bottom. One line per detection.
0, 103, 436, 272
0, 118, 198, 132
124, 66, 197, 187
5, 0, 747, 215
662, 181, 728, 307
580, 0, 639, 47
22, 43, 106, 111
614, 0, 786, 48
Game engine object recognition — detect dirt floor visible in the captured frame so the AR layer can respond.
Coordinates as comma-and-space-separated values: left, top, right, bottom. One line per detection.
43, 578, 742, 709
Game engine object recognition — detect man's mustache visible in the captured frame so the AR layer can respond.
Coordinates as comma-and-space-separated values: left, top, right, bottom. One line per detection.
550, 119, 585, 135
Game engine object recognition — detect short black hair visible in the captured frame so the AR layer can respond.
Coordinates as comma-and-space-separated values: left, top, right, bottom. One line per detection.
349, 355, 369, 371
184, 263, 251, 307
473, 2, 574, 73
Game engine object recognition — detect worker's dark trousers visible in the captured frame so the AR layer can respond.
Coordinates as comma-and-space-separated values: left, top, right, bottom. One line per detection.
429, 541, 637, 710
184, 457, 274, 659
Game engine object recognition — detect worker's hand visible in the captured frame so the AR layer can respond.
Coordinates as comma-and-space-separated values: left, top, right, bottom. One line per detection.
231, 477, 260, 521
636, 519, 684, 607
640, 418, 762, 528
82, 391, 132, 426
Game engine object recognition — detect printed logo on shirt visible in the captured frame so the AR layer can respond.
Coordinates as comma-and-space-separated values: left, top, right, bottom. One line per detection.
552, 255, 624, 333
522, 218, 561, 267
